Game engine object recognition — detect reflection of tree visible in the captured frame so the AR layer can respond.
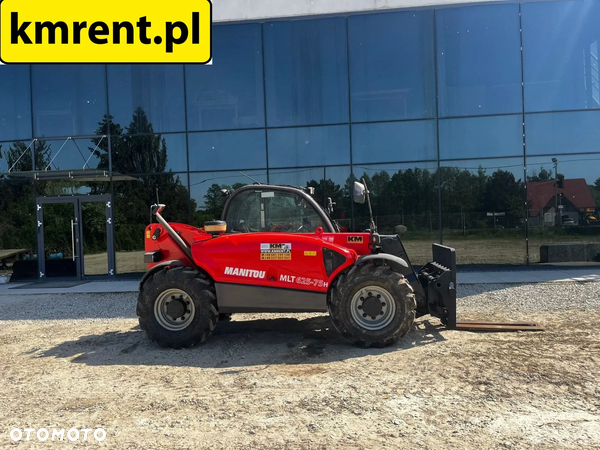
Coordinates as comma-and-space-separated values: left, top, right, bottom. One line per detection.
592, 179, 600, 207
191, 182, 245, 226
0, 175, 36, 251
0, 140, 53, 252
1, 140, 51, 172
92, 107, 194, 251
527, 166, 553, 182
308, 178, 348, 218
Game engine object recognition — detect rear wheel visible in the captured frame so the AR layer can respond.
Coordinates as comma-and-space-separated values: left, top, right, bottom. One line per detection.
137, 267, 219, 349
328, 263, 416, 348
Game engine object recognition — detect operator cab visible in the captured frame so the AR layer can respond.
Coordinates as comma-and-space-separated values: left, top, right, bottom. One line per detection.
221, 185, 337, 234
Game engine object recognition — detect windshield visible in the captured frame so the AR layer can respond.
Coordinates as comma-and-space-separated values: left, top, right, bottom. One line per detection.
225, 189, 328, 233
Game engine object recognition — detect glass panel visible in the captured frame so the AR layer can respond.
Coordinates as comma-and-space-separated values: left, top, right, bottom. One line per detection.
441, 158, 526, 265
439, 115, 523, 160
111, 133, 187, 174
42, 202, 77, 278
36, 180, 109, 198
352, 120, 437, 164
32, 65, 106, 138
189, 170, 268, 225
188, 130, 266, 172
525, 111, 600, 156
224, 189, 328, 233
527, 154, 600, 265
0, 140, 37, 173
522, 1, 600, 112
353, 163, 439, 264
267, 125, 350, 168
264, 18, 349, 127
81, 202, 108, 276
436, 4, 522, 117
348, 11, 435, 122
34, 137, 103, 171
0, 65, 32, 142
186, 24, 264, 131
0, 177, 36, 280
269, 166, 352, 231
114, 173, 190, 275
108, 65, 185, 134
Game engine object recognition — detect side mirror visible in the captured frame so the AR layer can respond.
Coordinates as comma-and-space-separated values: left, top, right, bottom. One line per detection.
353, 181, 366, 204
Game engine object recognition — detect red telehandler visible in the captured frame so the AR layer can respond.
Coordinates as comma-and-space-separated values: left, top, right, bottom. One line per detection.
137, 180, 542, 348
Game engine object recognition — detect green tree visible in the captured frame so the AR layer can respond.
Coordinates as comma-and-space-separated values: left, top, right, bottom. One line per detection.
528, 166, 554, 182
483, 170, 524, 226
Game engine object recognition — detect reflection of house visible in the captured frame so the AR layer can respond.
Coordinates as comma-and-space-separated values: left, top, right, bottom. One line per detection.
527, 179, 596, 225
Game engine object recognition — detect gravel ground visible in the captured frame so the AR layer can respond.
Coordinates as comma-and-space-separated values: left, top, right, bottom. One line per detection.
1, 282, 599, 449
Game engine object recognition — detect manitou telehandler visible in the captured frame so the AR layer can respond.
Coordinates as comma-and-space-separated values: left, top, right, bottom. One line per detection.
137, 180, 542, 349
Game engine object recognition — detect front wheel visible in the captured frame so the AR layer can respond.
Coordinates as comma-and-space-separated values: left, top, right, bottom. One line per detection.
137, 267, 219, 349
328, 263, 416, 348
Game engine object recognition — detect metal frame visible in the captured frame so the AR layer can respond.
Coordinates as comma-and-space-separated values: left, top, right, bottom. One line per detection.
36, 195, 115, 281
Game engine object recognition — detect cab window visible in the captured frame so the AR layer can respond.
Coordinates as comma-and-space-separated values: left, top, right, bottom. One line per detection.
225, 190, 327, 233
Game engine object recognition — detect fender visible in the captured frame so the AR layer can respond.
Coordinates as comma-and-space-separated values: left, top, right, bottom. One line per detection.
139, 260, 186, 290
355, 254, 409, 273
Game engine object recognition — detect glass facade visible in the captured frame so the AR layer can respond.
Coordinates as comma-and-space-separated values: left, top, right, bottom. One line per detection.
1, 0, 600, 275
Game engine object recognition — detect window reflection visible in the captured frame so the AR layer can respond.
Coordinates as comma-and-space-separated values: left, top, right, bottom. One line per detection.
0, 66, 32, 142
189, 170, 268, 225
186, 24, 264, 131
268, 166, 352, 230
108, 65, 185, 134
522, 1, 600, 112
441, 158, 526, 264
353, 163, 439, 264
439, 115, 523, 160
436, 5, 522, 117
525, 111, 600, 156
0, 177, 36, 274
352, 120, 437, 164
526, 154, 600, 264
34, 137, 103, 171
0, 140, 37, 173
32, 65, 106, 138
264, 18, 349, 127
268, 125, 350, 168
348, 11, 435, 122
188, 130, 266, 171
111, 133, 187, 174
114, 173, 190, 275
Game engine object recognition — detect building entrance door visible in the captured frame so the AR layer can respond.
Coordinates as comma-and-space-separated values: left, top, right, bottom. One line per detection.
36, 196, 115, 280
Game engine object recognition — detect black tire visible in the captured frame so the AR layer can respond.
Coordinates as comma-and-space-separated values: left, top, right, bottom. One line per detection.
137, 267, 219, 349
328, 263, 416, 348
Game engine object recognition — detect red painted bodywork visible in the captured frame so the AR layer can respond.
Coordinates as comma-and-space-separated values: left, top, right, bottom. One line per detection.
144, 223, 373, 293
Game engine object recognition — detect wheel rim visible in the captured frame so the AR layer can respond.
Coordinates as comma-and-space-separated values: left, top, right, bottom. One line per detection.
154, 289, 195, 331
350, 286, 396, 331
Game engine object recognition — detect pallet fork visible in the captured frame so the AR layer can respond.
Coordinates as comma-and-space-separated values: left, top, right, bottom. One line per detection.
409, 243, 545, 333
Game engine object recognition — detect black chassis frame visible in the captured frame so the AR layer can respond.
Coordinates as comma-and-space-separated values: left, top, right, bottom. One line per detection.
220, 184, 458, 328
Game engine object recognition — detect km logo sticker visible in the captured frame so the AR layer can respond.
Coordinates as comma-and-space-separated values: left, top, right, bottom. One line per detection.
347, 236, 364, 244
